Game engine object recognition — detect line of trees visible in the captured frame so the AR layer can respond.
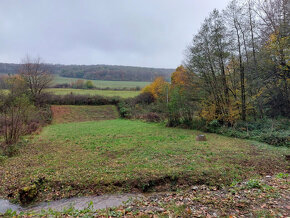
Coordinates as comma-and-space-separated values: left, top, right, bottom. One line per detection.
0, 63, 174, 82
183, 0, 289, 123
53, 79, 95, 89
127, 0, 289, 147
59, 65, 173, 82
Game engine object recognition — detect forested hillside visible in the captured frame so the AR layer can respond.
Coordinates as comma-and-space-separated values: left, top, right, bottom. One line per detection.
0, 63, 173, 82
120, 0, 289, 147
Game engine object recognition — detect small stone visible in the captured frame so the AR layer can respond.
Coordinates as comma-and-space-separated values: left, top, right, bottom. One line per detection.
192, 186, 199, 190
156, 207, 165, 213
196, 135, 207, 141
265, 175, 271, 178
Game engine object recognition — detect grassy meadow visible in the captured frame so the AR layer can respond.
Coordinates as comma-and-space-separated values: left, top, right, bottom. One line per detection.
0, 105, 288, 203
53, 75, 150, 89
46, 88, 140, 98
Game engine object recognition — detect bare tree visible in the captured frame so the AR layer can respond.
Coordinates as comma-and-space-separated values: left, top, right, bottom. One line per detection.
224, 0, 247, 120
0, 91, 34, 149
255, 0, 289, 114
19, 56, 53, 101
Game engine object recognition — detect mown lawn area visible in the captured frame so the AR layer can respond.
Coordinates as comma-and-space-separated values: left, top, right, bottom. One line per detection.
53, 75, 150, 89
45, 88, 140, 98
0, 113, 288, 203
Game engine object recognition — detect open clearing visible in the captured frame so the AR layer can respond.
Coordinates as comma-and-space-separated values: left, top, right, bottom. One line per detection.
53, 75, 150, 89
0, 106, 288, 204
46, 88, 140, 98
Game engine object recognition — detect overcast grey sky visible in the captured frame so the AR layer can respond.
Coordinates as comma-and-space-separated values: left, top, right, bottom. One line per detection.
0, 0, 229, 68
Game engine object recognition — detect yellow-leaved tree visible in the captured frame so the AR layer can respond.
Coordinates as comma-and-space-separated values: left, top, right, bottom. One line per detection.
142, 77, 169, 100
171, 65, 188, 87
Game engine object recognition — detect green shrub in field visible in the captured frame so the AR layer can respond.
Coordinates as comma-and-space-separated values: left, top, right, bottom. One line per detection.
276, 173, 289, 179
207, 120, 221, 133
259, 131, 290, 147
118, 101, 132, 118
246, 179, 262, 189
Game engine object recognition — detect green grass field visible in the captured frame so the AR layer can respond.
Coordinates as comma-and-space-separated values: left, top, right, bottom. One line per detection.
46, 88, 140, 98
53, 75, 150, 89
0, 105, 287, 203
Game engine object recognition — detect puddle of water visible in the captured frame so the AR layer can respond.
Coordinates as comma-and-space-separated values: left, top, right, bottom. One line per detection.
0, 194, 143, 214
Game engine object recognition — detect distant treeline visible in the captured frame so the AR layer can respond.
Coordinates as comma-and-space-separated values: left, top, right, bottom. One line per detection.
0, 63, 173, 82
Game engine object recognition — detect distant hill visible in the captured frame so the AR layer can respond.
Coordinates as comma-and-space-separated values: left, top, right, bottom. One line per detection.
0, 63, 174, 82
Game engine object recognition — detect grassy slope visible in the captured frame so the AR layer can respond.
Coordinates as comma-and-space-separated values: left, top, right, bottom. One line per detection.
51, 105, 119, 124
0, 117, 287, 203
53, 75, 150, 89
46, 88, 140, 98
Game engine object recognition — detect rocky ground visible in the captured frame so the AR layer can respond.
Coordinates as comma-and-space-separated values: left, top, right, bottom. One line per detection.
109, 175, 289, 217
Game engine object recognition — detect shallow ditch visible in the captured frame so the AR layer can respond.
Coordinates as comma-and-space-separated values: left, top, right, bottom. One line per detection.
0, 193, 143, 214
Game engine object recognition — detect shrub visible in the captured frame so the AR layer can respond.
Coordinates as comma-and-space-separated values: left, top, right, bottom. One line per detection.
137, 112, 161, 122
276, 173, 289, 179
166, 118, 181, 127
207, 119, 221, 132
117, 101, 132, 118
37, 93, 120, 106
259, 132, 290, 147
133, 92, 155, 105
0, 94, 34, 146
196, 118, 290, 147
246, 179, 262, 189
191, 118, 207, 131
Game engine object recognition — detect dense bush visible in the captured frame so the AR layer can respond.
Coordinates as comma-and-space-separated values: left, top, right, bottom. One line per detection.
203, 118, 290, 147
36, 93, 120, 106
133, 92, 155, 105
136, 112, 162, 122
118, 101, 132, 118
259, 132, 289, 147
23, 105, 53, 135
0, 93, 52, 156
0, 94, 34, 146
117, 92, 167, 122
0, 105, 52, 148
119, 92, 289, 147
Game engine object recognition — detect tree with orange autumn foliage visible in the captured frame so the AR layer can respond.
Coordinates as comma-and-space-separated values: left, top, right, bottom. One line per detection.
171, 65, 199, 92
171, 65, 188, 87
142, 77, 169, 100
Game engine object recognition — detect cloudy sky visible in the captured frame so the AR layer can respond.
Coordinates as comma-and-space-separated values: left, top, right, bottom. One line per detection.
0, 0, 229, 68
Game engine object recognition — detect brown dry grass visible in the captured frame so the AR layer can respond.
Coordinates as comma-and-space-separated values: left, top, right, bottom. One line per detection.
51, 105, 119, 124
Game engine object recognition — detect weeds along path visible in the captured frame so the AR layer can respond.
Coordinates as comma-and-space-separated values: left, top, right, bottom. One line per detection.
0, 113, 288, 204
